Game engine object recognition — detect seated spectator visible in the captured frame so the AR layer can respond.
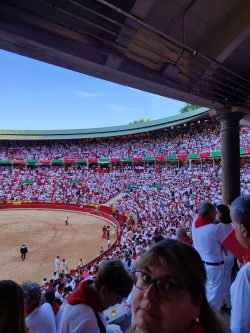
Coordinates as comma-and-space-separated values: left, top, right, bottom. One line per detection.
22, 281, 56, 333
130, 239, 225, 333
0, 279, 27, 333
176, 227, 193, 245
153, 234, 165, 243
57, 259, 133, 333
230, 195, 250, 333
43, 288, 61, 316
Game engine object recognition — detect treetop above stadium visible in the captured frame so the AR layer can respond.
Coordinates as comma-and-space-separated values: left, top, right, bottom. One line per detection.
0, 108, 208, 141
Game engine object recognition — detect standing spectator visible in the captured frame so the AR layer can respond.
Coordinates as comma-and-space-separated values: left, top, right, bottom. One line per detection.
176, 227, 193, 245
22, 281, 56, 333
20, 243, 28, 261
230, 195, 250, 333
215, 204, 234, 313
192, 202, 225, 312
0, 280, 27, 333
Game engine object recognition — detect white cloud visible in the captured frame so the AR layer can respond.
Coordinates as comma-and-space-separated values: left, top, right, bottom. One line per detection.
76, 91, 104, 98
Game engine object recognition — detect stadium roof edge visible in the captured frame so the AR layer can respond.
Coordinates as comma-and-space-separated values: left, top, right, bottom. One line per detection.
0, 108, 209, 140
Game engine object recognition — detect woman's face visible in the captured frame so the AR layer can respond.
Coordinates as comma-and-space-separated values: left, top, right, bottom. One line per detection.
133, 261, 200, 333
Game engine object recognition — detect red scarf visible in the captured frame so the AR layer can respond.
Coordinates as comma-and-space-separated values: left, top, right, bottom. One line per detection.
195, 215, 213, 228
182, 235, 193, 246
51, 301, 60, 315
67, 280, 106, 333
245, 248, 250, 263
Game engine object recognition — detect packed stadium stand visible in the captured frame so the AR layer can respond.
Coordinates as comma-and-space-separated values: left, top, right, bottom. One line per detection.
0, 117, 249, 245
0, 116, 249, 329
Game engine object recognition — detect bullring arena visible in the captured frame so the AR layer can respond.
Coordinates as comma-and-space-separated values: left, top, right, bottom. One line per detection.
0, 205, 117, 283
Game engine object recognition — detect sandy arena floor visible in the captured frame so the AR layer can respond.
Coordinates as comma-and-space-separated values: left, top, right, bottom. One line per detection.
0, 209, 115, 283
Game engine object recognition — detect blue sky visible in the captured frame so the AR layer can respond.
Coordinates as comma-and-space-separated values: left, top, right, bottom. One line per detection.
0, 50, 185, 130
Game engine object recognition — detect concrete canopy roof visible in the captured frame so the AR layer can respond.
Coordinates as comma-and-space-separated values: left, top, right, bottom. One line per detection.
0, 0, 250, 112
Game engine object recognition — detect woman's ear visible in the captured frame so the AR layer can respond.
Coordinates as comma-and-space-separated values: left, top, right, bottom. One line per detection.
240, 223, 250, 242
99, 285, 108, 298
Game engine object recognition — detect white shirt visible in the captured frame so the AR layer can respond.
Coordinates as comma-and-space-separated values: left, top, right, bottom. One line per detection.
26, 303, 56, 333
231, 261, 250, 333
192, 221, 225, 262
57, 303, 122, 333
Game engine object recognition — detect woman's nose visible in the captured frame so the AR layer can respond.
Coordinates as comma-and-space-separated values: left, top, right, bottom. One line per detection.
142, 282, 158, 301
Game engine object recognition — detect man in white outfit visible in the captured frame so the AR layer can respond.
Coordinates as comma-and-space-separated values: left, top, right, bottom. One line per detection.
192, 202, 225, 312
230, 195, 250, 333
55, 256, 60, 273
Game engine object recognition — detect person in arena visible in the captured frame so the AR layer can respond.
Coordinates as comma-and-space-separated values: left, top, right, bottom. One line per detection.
54, 256, 60, 273
57, 259, 133, 333
20, 243, 28, 261
129, 239, 225, 333
22, 281, 56, 333
230, 195, 250, 333
0, 279, 27, 333
61, 258, 69, 272
192, 202, 226, 312
65, 217, 69, 226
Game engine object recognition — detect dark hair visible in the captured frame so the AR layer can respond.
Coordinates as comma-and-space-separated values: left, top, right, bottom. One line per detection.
95, 259, 133, 298
198, 202, 216, 217
44, 288, 55, 303
134, 239, 225, 333
0, 280, 27, 333
230, 195, 250, 233
153, 234, 164, 243
216, 204, 232, 224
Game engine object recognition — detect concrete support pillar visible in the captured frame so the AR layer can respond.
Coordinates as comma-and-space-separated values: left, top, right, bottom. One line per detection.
216, 109, 244, 204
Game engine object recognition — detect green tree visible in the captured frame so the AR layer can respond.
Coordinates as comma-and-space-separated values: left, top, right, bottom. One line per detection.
129, 118, 151, 125
180, 103, 200, 113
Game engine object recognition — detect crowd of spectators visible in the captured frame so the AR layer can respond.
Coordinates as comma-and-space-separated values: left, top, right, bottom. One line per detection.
0, 120, 249, 160
0, 120, 249, 332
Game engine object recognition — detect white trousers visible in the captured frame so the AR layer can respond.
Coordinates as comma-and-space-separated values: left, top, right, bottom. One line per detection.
205, 264, 224, 312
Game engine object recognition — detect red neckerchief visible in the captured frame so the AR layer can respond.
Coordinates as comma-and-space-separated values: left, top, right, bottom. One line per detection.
67, 280, 104, 312
245, 248, 250, 263
182, 235, 193, 245
67, 280, 106, 333
195, 215, 213, 228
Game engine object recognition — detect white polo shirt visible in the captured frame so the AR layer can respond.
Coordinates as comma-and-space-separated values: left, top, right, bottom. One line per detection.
231, 261, 250, 333
192, 221, 225, 262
